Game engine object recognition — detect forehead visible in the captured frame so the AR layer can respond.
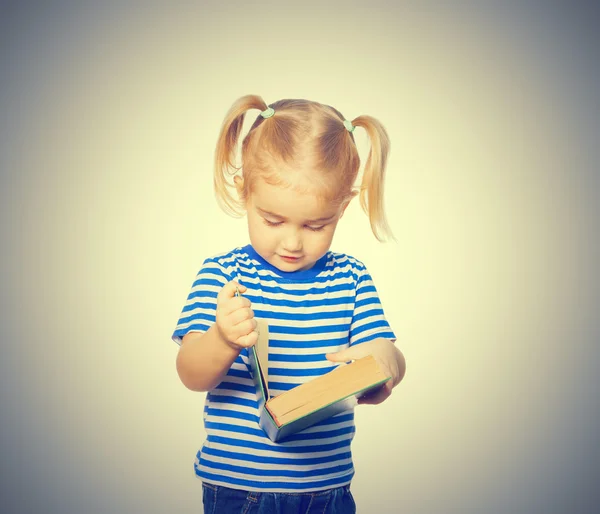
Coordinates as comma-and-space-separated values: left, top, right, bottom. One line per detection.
250, 178, 339, 220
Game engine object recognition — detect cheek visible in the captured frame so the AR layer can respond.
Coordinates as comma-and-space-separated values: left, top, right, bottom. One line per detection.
248, 219, 275, 247
247, 218, 261, 242
247, 214, 263, 234
309, 230, 335, 252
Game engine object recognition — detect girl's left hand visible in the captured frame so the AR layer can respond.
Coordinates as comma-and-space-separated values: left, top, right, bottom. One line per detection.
325, 338, 406, 405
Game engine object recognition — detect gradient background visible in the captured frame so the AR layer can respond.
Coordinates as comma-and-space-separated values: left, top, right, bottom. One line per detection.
1, 1, 599, 513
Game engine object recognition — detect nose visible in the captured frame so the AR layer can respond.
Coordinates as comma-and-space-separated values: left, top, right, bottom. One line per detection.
282, 226, 302, 253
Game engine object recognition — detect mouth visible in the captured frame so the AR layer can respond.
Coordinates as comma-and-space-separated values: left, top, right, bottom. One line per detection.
280, 255, 301, 263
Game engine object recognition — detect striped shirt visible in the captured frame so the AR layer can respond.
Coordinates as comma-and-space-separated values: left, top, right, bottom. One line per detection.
171, 244, 396, 492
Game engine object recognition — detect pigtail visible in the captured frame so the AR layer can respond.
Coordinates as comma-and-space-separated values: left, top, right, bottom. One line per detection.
351, 115, 393, 242
214, 94, 268, 216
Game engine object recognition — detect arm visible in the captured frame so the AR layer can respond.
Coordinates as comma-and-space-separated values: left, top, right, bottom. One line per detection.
176, 325, 241, 392
176, 281, 258, 392
325, 263, 403, 404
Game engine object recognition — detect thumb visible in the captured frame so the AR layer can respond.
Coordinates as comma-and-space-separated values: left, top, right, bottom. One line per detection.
233, 281, 247, 295
218, 280, 247, 302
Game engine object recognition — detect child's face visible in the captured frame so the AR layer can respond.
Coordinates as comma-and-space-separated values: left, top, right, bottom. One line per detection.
244, 178, 345, 272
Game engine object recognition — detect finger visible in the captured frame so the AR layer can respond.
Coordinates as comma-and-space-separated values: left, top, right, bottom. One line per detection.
357, 384, 392, 405
233, 318, 258, 335
219, 296, 251, 316
227, 307, 254, 326
217, 281, 247, 304
234, 330, 259, 348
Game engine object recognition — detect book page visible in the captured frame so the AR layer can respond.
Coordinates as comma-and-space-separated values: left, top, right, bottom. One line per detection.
266, 356, 389, 423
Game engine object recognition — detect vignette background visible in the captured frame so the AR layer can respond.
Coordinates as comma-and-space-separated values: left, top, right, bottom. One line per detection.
1, 1, 598, 513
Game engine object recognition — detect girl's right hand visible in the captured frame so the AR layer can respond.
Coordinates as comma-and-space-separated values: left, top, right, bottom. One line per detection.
215, 281, 258, 350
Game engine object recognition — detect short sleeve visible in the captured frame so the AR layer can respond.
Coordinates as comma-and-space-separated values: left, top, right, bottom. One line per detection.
171, 257, 232, 345
349, 265, 396, 346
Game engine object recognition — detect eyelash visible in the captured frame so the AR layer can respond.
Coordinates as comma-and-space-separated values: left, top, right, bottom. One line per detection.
263, 219, 325, 232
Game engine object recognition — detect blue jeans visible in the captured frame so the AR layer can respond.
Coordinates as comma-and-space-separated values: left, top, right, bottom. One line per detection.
202, 482, 357, 513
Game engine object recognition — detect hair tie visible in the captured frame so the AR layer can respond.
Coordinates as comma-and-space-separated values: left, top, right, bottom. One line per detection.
261, 107, 275, 119
343, 119, 355, 133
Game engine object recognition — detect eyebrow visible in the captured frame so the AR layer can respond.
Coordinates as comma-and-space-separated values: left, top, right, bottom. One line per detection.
257, 208, 335, 223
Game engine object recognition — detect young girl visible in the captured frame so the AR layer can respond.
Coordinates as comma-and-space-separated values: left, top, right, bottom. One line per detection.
172, 95, 406, 513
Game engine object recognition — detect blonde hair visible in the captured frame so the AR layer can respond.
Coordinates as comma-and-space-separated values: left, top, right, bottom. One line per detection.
214, 94, 392, 241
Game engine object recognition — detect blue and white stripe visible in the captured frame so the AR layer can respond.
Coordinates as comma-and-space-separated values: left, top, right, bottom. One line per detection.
172, 244, 395, 492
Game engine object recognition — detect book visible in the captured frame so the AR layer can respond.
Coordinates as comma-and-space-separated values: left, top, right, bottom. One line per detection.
248, 318, 391, 442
